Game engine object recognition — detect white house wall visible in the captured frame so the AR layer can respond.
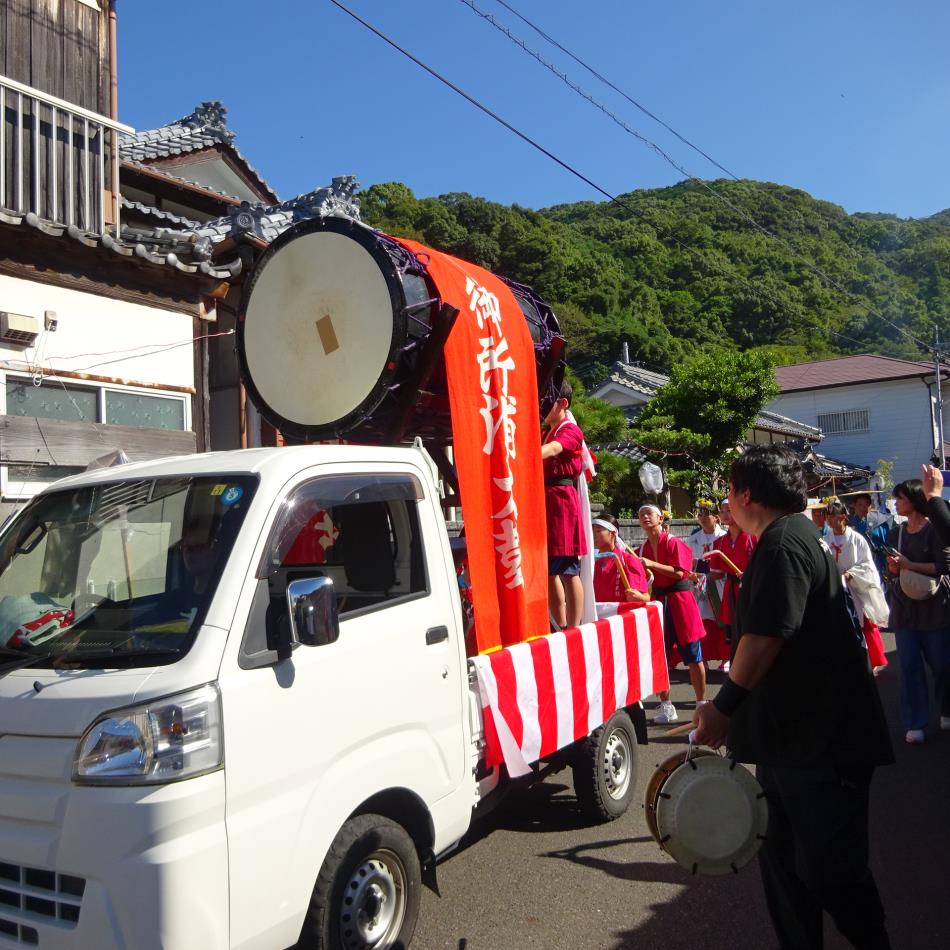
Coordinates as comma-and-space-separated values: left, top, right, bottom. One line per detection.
769, 377, 945, 482
0, 273, 194, 390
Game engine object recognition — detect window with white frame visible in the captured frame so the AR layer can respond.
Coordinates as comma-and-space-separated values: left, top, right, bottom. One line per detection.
816, 408, 870, 436
0, 374, 190, 499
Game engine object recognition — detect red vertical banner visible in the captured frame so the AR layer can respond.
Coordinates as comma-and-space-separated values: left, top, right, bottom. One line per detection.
396, 238, 549, 651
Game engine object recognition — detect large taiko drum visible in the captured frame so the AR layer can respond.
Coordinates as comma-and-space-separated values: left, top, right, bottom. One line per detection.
237, 216, 563, 443
644, 747, 768, 876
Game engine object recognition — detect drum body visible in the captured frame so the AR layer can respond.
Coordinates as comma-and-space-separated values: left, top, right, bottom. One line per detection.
645, 749, 768, 876
237, 216, 563, 443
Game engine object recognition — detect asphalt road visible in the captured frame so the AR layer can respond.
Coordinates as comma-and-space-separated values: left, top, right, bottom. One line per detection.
414, 632, 949, 950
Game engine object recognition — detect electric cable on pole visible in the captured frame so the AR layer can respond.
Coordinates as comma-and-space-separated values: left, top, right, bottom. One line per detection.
935, 325, 946, 468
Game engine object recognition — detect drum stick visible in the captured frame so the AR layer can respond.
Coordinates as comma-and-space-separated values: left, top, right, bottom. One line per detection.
665, 722, 696, 736
609, 550, 633, 593
703, 550, 742, 577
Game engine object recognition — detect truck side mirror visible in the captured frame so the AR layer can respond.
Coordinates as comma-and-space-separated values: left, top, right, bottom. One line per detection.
286, 576, 339, 647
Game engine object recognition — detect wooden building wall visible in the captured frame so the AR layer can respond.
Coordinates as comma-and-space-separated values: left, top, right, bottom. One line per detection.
1, 0, 111, 116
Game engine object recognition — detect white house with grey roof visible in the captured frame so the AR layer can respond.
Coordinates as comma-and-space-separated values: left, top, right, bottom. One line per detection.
588, 357, 824, 444
587, 356, 877, 502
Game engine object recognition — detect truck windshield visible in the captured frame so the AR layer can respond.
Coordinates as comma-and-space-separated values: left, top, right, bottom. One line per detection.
0, 475, 257, 668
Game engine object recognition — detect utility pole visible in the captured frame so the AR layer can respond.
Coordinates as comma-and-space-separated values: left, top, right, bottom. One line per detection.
936, 325, 946, 469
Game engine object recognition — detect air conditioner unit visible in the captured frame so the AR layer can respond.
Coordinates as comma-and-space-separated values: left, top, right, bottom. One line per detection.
0, 312, 40, 347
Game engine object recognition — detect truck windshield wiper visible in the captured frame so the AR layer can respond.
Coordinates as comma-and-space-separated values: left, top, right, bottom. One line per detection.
0, 645, 181, 677
0, 650, 56, 679
50, 647, 183, 665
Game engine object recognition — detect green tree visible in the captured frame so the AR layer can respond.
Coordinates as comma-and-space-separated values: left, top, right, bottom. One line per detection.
358, 178, 950, 371
628, 348, 779, 499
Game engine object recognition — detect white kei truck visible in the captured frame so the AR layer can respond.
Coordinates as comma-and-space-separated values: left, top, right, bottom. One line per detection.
0, 442, 664, 950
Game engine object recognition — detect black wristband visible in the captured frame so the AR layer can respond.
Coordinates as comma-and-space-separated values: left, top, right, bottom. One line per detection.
713, 678, 751, 717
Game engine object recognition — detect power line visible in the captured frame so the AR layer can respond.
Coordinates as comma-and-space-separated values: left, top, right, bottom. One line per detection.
326, 1, 885, 357
459, 0, 931, 354
0, 330, 235, 379
327, 0, 621, 207
490, 0, 740, 181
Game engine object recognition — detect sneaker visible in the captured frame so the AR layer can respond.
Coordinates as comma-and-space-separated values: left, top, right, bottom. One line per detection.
940, 716, 950, 731
654, 700, 678, 724
905, 729, 925, 744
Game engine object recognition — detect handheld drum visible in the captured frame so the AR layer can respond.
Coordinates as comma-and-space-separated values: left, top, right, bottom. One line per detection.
645, 746, 768, 876
237, 216, 564, 443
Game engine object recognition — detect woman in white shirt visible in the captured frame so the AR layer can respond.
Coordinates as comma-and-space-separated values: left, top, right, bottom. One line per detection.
825, 499, 889, 674
686, 500, 730, 669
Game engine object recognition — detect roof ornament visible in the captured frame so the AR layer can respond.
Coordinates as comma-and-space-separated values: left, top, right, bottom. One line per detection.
287, 175, 362, 221
227, 201, 267, 240
180, 100, 234, 140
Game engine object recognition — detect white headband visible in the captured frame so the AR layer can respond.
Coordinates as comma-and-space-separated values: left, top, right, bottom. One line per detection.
592, 517, 627, 552
638, 504, 663, 516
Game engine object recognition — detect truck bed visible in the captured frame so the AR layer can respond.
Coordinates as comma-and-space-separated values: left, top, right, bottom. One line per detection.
468, 604, 667, 777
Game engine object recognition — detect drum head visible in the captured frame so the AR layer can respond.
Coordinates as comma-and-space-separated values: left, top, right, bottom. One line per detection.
238, 217, 407, 438
653, 754, 768, 876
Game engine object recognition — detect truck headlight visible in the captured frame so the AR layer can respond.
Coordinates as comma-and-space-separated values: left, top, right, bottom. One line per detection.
73, 684, 223, 785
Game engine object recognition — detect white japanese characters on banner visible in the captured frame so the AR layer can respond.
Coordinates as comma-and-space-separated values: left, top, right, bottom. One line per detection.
394, 237, 548, 651
467, 276, 524, 591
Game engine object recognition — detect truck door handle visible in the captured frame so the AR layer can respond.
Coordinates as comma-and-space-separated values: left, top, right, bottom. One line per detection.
426, 626, 449, 646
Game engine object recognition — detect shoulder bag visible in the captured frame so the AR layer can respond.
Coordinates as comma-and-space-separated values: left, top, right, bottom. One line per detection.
897, 524, 940, 601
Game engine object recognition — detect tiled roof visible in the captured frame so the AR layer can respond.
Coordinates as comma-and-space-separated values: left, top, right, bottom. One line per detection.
119, 101, 278, 201
775, 354, 945, 393
755, 408, 822, 439
0, 206, 241, 280
121, 197, 201, 229
595, 439, 873, 482
789, 441, 874, 480
592, 361, 821, 439
188, 177, 362, 246
594, 441, 648, 464
595, 360, 669, 397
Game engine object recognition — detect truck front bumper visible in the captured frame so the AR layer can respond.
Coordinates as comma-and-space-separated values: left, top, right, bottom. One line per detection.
0, 748, 228, 950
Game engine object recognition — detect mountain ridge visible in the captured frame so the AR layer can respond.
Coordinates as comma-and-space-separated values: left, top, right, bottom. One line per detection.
358, 178, 950, 377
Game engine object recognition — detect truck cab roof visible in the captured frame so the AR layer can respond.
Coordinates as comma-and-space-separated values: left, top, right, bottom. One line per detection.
45, 444, 438, 493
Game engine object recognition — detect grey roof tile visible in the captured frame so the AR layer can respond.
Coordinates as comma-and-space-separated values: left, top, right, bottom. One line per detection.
0, 206, 241, 279
121, 197, 201, 229
119, 101, 278, 201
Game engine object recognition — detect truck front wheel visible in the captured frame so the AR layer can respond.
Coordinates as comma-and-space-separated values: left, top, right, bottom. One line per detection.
299, 814, 421, 950
572, 709, 638, 822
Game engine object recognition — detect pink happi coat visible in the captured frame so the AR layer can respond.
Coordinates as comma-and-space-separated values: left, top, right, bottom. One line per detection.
639, 531, 705, 644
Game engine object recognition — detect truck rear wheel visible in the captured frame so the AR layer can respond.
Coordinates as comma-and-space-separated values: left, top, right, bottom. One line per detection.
572, 709, 638, 822
299, 814, 421, 950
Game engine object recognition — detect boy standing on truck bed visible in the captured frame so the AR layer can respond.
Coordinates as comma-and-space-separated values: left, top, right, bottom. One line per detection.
541, 381, 587, 629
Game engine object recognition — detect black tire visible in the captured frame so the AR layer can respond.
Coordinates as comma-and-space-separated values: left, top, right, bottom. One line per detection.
298, 813, 421, 950
572, 709, 638, 822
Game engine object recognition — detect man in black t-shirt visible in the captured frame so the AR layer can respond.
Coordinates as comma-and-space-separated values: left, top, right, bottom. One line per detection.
694, 445, 892, 950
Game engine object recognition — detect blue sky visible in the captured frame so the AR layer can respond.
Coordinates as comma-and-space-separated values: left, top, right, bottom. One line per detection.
118, 1, 950, 218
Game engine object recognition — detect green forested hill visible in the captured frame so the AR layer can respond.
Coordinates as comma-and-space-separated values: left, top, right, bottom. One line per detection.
359, 180, 950, 381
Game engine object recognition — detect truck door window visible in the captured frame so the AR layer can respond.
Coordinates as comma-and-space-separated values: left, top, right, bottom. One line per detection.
260, 474, 428, 620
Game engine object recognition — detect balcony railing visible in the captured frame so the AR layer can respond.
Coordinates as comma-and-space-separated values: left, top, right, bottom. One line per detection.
0, 74, 133, 237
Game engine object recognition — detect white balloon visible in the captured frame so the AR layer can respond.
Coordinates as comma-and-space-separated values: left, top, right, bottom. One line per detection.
639, 461, 664, 494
